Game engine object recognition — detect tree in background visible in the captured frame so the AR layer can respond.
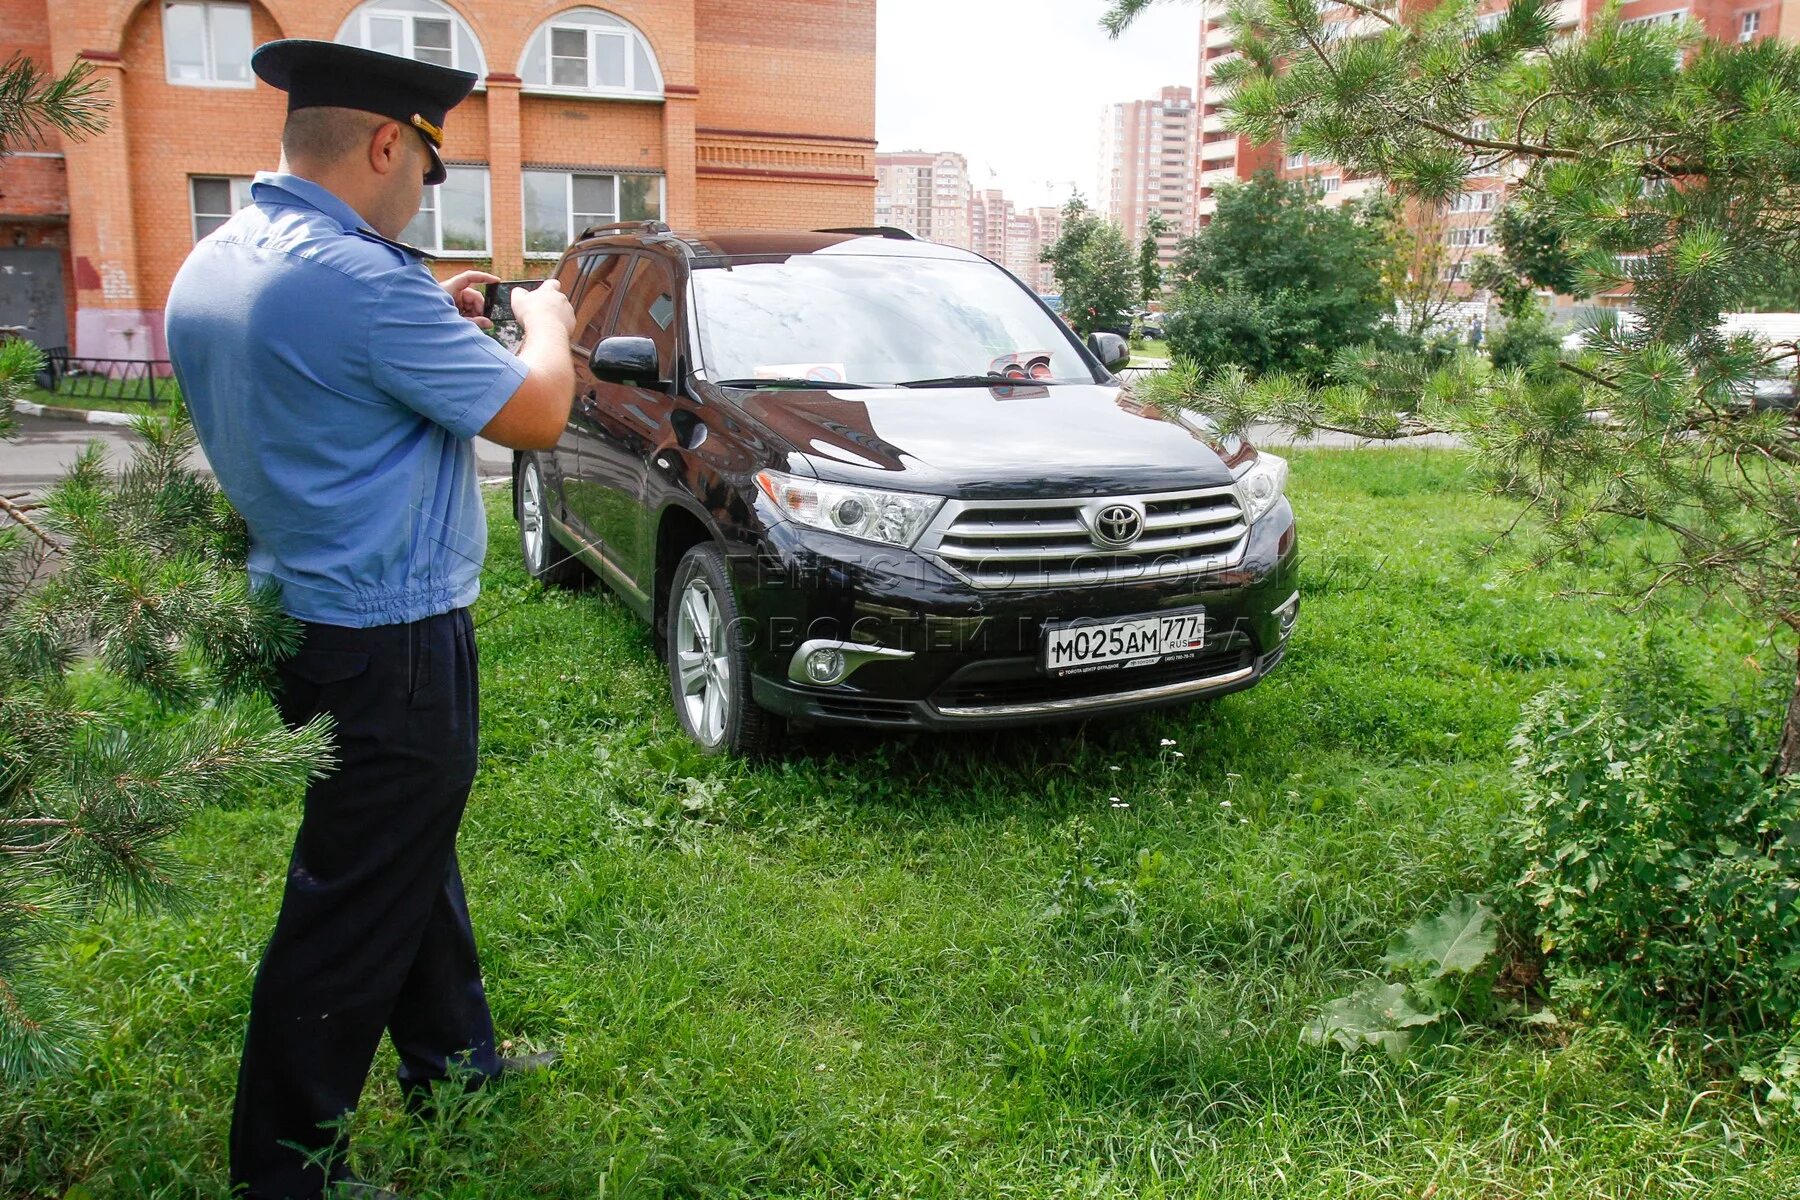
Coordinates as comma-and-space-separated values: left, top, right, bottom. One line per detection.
1042, 195, 1140, 336
1162, 171, 1394, 377
0, 60, 328, 1083
1110, 0, 1800, 775
1137, 209, 1171, 305
1380, 193, 1474, 341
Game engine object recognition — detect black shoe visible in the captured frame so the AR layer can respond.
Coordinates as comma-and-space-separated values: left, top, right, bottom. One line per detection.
328, 1181, 405, 1200
402, 1047, 560, 1116
498, 1048, 559, 1077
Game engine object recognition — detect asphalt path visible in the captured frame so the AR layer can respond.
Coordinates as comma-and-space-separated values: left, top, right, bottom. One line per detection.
2, 413, 515, 498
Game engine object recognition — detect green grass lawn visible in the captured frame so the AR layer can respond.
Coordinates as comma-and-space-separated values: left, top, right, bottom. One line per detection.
8, 449, 1798, 1197
20, 382, 171, 417
1130, 337, 1171, 362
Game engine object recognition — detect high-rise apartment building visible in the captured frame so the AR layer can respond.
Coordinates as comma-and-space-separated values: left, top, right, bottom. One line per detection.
1098, 84, 1198, 268
1192, 0, 1798, 308
874, 150, 973, 248
964, 188, 1060, 291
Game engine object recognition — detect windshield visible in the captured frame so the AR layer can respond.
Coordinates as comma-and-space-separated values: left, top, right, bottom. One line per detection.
689, 253, 1096, 386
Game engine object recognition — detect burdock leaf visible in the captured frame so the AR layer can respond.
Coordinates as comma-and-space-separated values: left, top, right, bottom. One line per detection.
1380, 894, 1498, 978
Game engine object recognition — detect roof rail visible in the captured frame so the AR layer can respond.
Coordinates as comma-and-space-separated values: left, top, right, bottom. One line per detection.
814, 226, 917, 240
578, 219, 672, 240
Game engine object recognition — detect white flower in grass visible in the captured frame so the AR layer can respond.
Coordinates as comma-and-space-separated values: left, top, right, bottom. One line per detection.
1160, 738, 1177, 747
1110, 797, 1130, 809
1172, 751, 1185, 759
1109, 764, 1122, 772
1219, 799, 1232, 808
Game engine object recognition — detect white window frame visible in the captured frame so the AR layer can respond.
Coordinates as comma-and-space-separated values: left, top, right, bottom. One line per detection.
1740, 9, 1761, 40
163, 2, 254, 89
1451, 189, 1498, 212
519, 8, 665, 100
189, 175, 253, 241
337, 0, 488, 77
522, 170, 667, 258
1621, 9, 1686, 27
402, 166, 492, 257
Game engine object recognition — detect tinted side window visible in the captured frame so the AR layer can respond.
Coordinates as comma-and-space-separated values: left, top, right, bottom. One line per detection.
611, 257, 679, 375
553, 252, 587, 294
573, 253, 631, 351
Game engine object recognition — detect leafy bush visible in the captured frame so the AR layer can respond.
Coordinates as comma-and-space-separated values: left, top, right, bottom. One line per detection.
1500, 654, 1800, 1030
1164, 172, 1394, 379
1304, 895, 1550, 1058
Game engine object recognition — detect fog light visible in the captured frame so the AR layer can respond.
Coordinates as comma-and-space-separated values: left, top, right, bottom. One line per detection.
806, 647, 847, 684
1273, 592, 1300, 638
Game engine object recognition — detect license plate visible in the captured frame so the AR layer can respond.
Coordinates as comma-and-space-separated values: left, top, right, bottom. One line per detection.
1040, 607, 1206, 678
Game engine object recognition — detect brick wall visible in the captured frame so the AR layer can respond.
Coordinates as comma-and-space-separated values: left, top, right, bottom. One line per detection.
17, 0, 874, 355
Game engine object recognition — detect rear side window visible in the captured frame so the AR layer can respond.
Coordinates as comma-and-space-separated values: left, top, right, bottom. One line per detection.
611, 257, 679, 374
572, 253, 630, 351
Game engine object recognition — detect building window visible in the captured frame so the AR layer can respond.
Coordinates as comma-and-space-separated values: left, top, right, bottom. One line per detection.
1446, 226, 1493, 247
1286, 151, 1306, 170
337, 0, 486, 75
1622, 10, 1685, 27
1313, 175, 1342, 194
400, 166, 490, 255
190, 175, 253, 240
1474, 10, 1505, 33
164, 2, 253, 88
523, 170, 664, 256
519, 8, 663, 98
1740, 9, 1761, 39
1450, 189, 1498, 212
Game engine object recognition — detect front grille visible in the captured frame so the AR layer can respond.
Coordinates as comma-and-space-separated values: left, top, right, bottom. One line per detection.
932, 646, 1253, 710
918, 486, 1247, 589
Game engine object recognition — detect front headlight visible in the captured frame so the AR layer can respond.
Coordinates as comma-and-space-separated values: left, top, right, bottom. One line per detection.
1234, 452, 1288, 524
754, 470, 946, 548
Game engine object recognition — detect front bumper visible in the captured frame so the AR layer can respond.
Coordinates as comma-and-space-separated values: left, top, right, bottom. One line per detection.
725, 498, 1298, 731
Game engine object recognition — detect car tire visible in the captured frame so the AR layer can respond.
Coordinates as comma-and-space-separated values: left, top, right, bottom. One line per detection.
666, 542, 784, 757
516, 453, 589, 589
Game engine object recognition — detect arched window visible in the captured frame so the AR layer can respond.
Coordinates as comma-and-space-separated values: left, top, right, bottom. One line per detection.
336, 0, 486, 76
519, 8, 663, 99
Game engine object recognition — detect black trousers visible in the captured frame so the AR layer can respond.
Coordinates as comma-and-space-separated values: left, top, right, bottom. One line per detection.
230, 608, 499, 1200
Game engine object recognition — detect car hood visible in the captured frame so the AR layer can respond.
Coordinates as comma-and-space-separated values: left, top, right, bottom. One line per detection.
731, 382, 1241, 499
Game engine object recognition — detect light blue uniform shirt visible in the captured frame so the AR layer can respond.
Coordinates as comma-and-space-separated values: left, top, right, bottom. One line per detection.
165, 172, 527, 627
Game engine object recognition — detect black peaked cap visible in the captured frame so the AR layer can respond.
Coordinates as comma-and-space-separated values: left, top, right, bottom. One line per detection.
252, 39, 478, 185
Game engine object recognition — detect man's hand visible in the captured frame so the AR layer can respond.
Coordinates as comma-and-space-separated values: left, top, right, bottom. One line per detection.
442, 269, 500, 329
477, 279, 578, 451
510, 278, 576, 340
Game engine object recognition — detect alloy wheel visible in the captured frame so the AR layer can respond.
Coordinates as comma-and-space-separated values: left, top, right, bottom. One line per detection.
520, 461, 545, 571
674, 576, 732, 746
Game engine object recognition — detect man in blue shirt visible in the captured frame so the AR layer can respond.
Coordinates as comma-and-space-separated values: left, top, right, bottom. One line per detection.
166, 39, 576, 1200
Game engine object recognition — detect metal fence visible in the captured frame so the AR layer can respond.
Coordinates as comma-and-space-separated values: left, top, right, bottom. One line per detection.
38, 348, 180, 404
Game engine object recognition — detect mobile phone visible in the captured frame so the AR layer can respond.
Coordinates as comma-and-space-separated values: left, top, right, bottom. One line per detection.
482, 279, 539, 324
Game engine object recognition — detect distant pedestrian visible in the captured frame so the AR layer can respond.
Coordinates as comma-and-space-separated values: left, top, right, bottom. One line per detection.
165, 38, 578, 1200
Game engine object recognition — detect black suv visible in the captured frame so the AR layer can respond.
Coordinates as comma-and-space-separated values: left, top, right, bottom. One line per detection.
513, 223, 1298, 755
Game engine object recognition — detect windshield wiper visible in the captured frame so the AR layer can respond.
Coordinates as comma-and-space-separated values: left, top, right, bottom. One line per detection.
893, 374, 1070, 389
711, 377, 870, 390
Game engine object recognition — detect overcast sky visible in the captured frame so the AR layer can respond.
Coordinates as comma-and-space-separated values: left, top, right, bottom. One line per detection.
875, 0, 1204, 210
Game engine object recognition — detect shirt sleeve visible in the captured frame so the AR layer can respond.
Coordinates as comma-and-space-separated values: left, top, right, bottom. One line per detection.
365, 266, 530, 440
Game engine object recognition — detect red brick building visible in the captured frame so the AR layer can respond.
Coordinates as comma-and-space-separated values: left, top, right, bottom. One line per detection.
0, 0, 877, 359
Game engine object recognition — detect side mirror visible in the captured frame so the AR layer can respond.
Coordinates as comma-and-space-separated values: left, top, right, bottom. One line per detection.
1087, 331, 1131, 373
590, 335, 664, 388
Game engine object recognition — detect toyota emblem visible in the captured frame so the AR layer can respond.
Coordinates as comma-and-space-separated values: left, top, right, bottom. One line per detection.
1090, 503, 1144, 549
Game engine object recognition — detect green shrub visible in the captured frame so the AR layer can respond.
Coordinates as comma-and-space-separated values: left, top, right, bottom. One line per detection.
1500, 653, 1800, 1030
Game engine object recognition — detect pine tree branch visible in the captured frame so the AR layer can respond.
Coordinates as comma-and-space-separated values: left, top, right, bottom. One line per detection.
0, 494, 61, 553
